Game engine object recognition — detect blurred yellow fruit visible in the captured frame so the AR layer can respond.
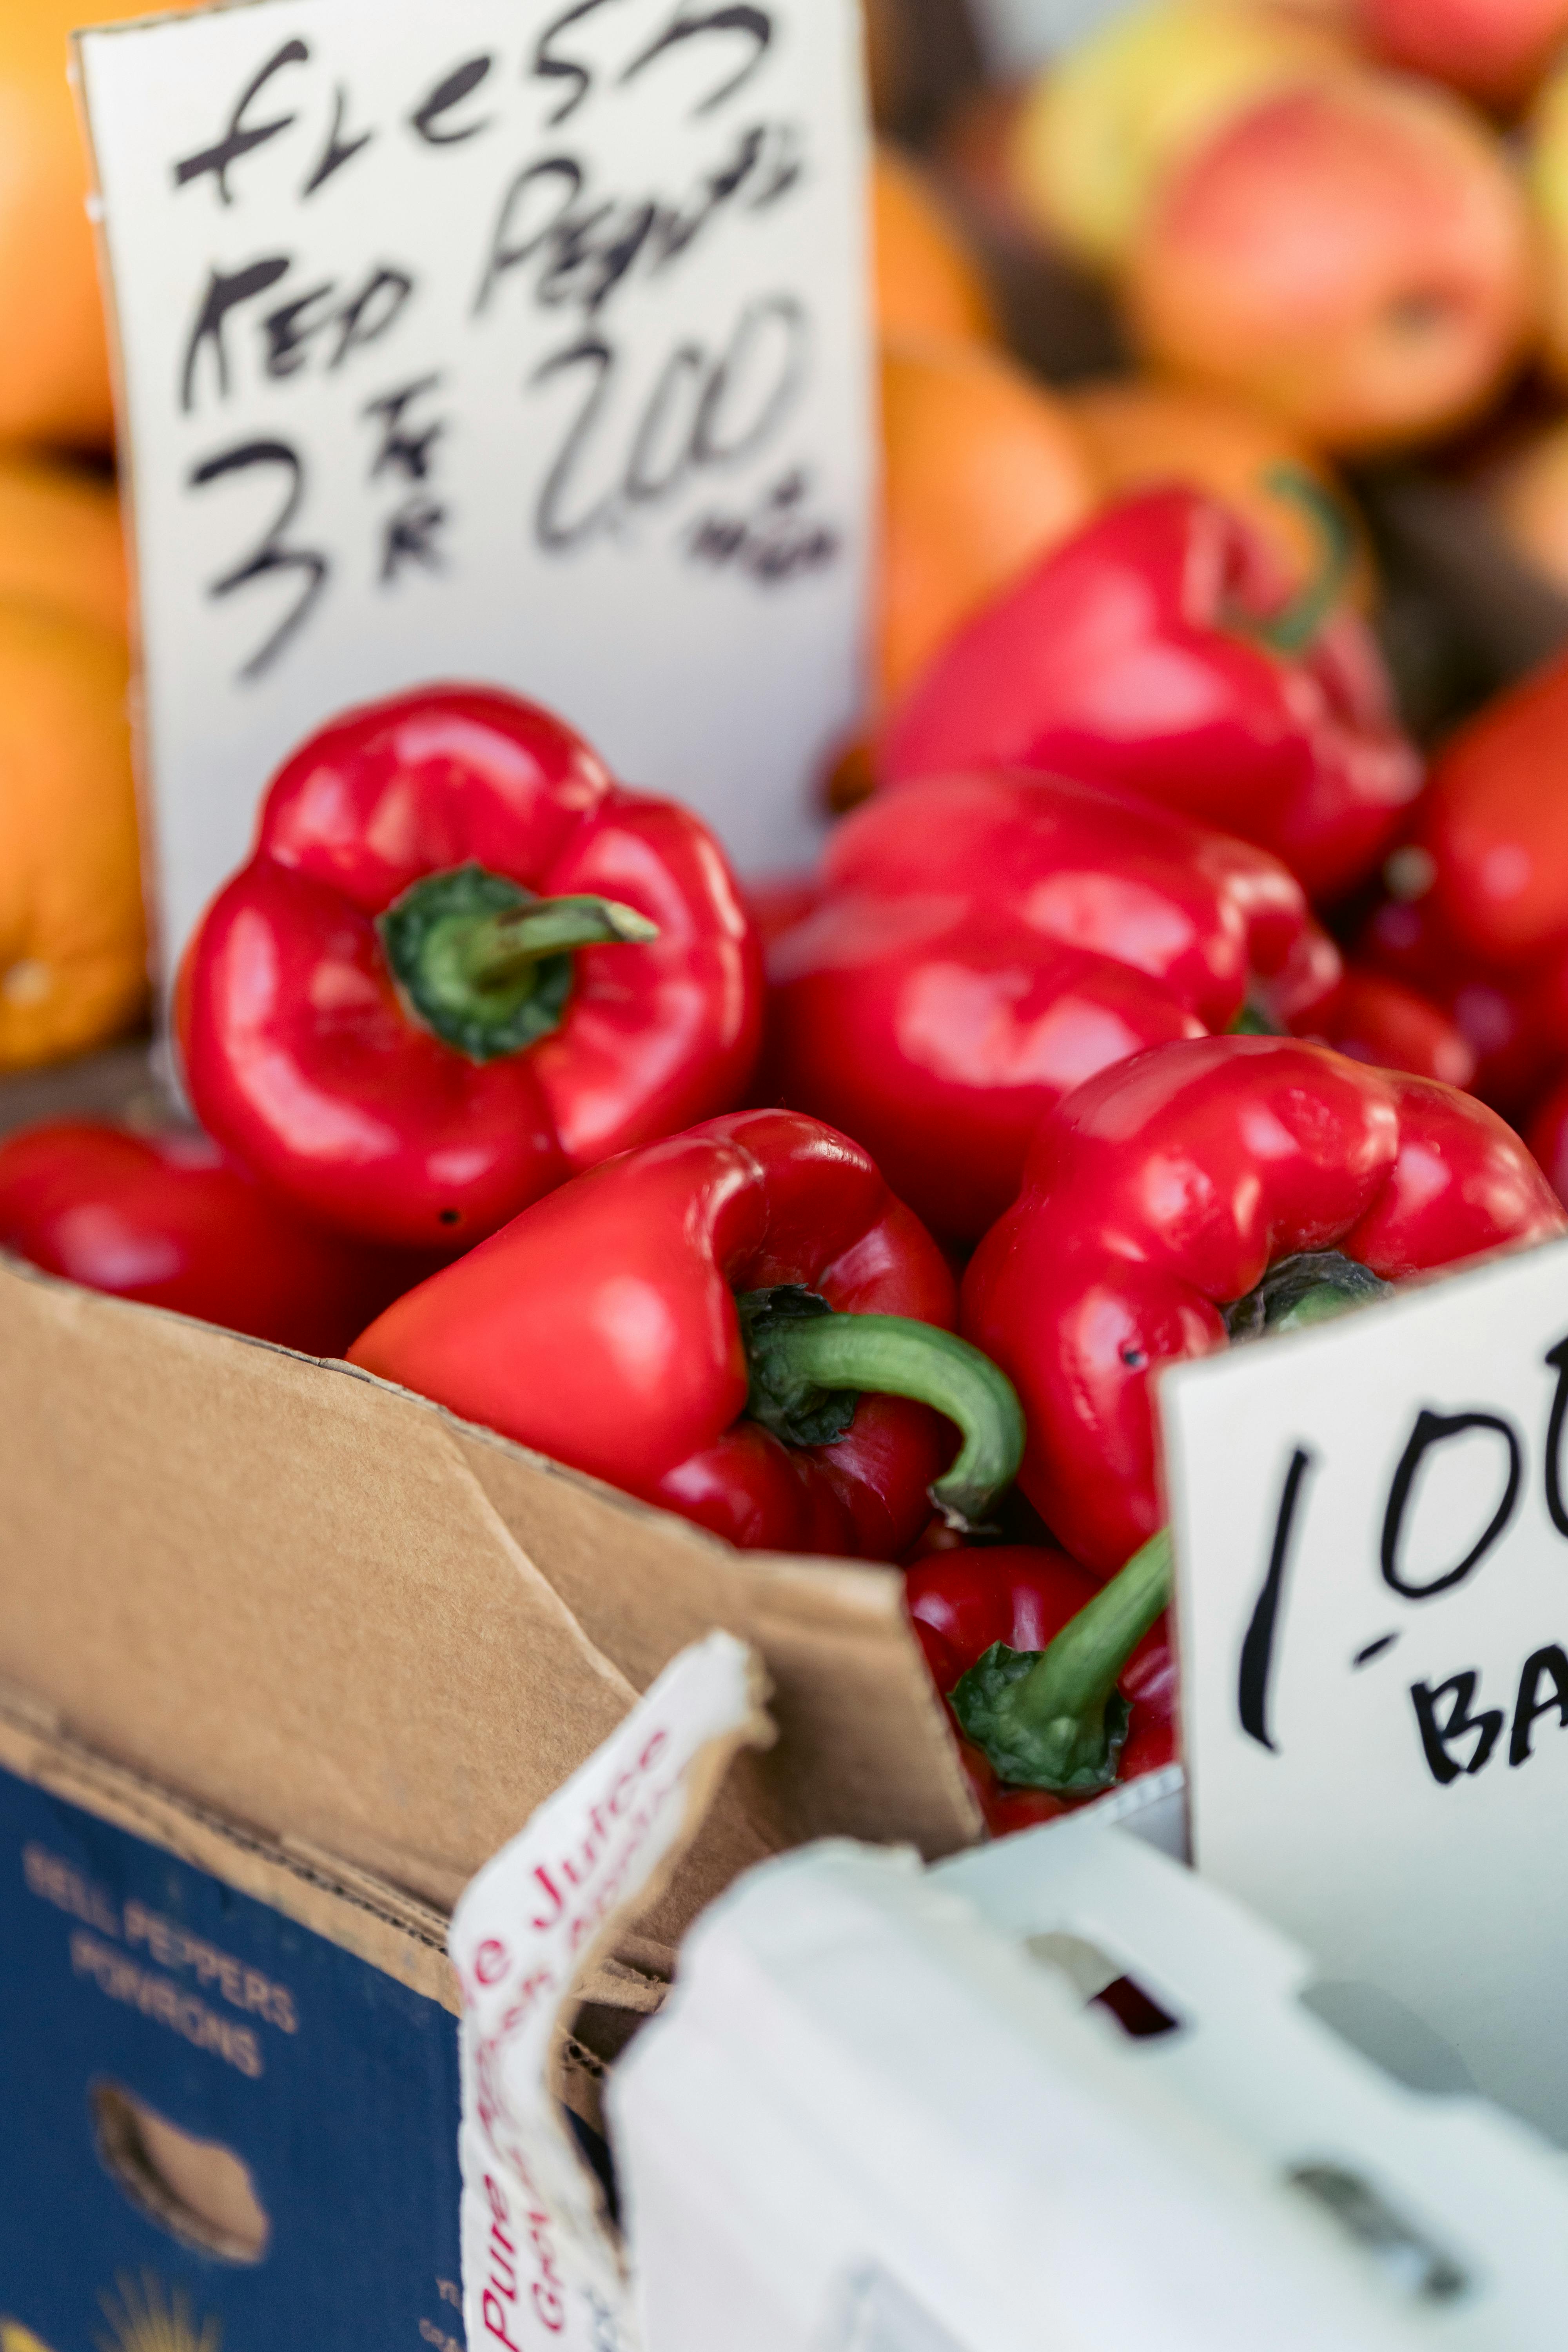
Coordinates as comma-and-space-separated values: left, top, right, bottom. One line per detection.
1530, 58, 1568, 381
1065, 377, 1372, 600
878, 336, 1098, 702
1479, 414, 1568, 592
873, 146, 996, 345
0, 598, 145, 1067
0, 0, 203, 449
0, 452, 127, 635
1007, 0, 1352, 271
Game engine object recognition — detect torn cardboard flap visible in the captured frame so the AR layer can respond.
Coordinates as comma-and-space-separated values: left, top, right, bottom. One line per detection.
0, 1253, 980, 1953
450, 1632, 772, 2352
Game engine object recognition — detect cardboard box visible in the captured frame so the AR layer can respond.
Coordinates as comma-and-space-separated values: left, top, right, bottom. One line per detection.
0, 1692, 466, 2348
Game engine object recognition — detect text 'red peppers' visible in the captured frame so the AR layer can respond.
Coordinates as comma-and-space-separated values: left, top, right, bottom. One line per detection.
766, 769, 1340, 1241
0, 1118, 430, 1354
963, 1034, 1566, 1577
349, 1110, 1025, 1558
876, 486, 1422, 903
906, 1543, 1176, 1832
180, 686, 761, 1250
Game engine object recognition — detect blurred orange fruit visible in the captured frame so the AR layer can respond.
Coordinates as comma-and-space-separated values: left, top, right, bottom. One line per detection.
0, 597, 144, 1068
1478, 413, 1568, 592
878, 336, 1096, 701
1064, 377, 1371, 600
0, 0, 203, 450
873, 146, 996, 345
0, 453, 127, 636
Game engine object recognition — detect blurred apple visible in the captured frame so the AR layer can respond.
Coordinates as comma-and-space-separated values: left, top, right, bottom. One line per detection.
1127, 74, 1538, 451
1007, 0, 1353, 271
1361, 0, 1568, 114
1064, 376, 1372, 601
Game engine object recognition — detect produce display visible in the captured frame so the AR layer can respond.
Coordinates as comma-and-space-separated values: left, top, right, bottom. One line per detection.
11, 0, 1568, 1855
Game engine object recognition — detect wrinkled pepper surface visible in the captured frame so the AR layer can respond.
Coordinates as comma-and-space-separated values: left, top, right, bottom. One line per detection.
350, 1109, 1024, 1558
0, 1118, 430, 1353
180, 686, 761, 1250
963, 1034, 1566, 1575
767, 769, 1339, 1240
906, 1541, 1175, 1832
876, 486, 1422, 903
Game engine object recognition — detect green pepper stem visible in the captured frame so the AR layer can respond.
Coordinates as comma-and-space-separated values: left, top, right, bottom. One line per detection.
948, 1528, 1172, 1794
1224, 1249, 1391, 1342
446, 895, 659, 991
744, 1306, 1025, 1531
1244, 465, 1356, 659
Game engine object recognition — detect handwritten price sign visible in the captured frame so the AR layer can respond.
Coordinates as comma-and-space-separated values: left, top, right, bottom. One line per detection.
1161, 1233, 1568, 2145
76, 0, 871, 978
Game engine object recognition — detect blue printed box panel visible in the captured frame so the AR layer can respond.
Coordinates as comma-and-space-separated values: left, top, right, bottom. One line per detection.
0, 1762, 464, 2352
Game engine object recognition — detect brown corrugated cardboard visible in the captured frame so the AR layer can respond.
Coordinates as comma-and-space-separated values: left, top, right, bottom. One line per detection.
0, 1245, 981, 1945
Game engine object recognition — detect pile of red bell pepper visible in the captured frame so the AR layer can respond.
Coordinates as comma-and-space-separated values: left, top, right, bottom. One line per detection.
7, 477, 1568, 1840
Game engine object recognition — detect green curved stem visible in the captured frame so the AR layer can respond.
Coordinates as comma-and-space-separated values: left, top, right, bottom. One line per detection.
1240, 465, 1356, 659
949, 1529, 1172, 1794
379, 861, 659, 1065
1224, 1249, 1391, 1342
738, 1286, 1024, 1532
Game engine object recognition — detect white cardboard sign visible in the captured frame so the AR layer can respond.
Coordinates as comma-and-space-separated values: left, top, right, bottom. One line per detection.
75, 0, 871, 980
1161, 1234, 1568, 2147
448, 1630, 771, 2352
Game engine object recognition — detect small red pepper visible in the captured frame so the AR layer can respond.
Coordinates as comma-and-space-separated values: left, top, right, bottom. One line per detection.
348, 1109, 1025, 1558
1359, 884, 1568, 1115
906, 1541, 1176, 1835
179, 686, 761, 1250
1310, 966, 1477, 1091
875, 485, 1422, 903
1408, 647, 1568, 967
0, 1118, 431, 1354
962, 1034, 1566, 1576
766, 769, 1340, 1241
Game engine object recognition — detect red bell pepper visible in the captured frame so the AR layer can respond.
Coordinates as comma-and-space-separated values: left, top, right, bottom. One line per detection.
348, 1109, 1025, 1558
875, 485, 1422, 903
0, 1118, 431, 1354
179, 686, 761, 1250
1407, 647, 1568, 967
906, 1541, 1176, 1833
1359, 883, 1568, 1115
1310, 967, 1476, 1091
962, 1034, 1566, 1576
1527, 1074, 1568, 1211
766, 769, 1341, 1241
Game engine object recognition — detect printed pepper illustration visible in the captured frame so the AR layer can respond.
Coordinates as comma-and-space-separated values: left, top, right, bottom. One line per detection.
906, 1543, 1175, 1829
875, 485, 1422, 903
963, 1034, 1566, 1580
766, 767, 1340, 1241
349, 1109, 1025, 1559
0, 1117, 432, 1355
178, 686, 762, 1249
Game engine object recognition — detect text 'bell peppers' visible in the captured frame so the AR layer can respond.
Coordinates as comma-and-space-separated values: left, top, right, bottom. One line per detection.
349, 1110, 1024, 1559
875, 486, 1422, 903
180, 686, 761, 1250
906, 1542, 1175, 1834
766, 769, 1340, 1241
963, 1034, 1566, 1575
0, 1118, 431, 1355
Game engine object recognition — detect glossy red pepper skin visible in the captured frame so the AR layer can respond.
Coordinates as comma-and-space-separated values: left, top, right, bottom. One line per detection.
766, 769, 1340, 1241
1410, 649, 1568, 966
349, 1109, 957, 1557
1359, 889, 1568, 1115
1310, 967, 1476, 1091
906, 1545, 1176, 1835
875, 489, 1421, 904
962, 1034, 1566, 1575
0, 1119, 432, 1354
179, 686, 761, 1250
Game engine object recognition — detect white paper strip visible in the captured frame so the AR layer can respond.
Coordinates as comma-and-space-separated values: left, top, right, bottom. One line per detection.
449, 1630, 771, 2352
